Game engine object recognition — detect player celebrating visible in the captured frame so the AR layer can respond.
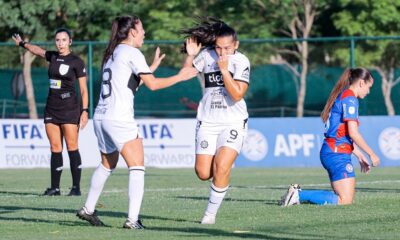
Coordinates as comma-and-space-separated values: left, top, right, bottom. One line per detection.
281, 68, 380, 206
12, 29, 88, 196
76, 15, 197, 229
183, 17, 251, 224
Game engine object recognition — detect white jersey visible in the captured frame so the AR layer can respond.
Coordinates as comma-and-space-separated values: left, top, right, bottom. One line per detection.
94, 44, 151, 122
193, 48, 250, 123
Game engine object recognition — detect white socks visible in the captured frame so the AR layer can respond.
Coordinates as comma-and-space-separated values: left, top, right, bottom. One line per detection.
204, 182, 229, 216
128, 166, 145, 221
84, 164, 112, 214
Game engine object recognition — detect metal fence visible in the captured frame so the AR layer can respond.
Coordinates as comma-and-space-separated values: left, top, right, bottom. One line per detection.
1, 35, 399, 118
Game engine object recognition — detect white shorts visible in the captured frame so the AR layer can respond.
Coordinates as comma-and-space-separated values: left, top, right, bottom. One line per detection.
93, 119, 141, 154
195, 120, 248, 155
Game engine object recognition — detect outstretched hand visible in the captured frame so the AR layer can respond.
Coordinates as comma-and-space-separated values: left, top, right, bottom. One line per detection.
186, 37, 201, 56
12, 33, 22, 45
151, 47, 166, 70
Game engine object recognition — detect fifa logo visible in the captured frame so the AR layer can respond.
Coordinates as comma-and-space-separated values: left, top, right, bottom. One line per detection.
2, 123, 43, 139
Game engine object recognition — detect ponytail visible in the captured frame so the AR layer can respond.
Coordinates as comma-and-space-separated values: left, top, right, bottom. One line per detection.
320, 69, 351, 122
320, 67, 373, 122
101, 16, 140, 67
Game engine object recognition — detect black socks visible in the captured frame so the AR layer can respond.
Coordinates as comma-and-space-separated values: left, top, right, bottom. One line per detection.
50, 152, 63, 189
68, 150, 82, 189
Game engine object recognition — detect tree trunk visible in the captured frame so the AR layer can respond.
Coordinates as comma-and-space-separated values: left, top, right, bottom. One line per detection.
297, 40, 308, 117
377, 67, 395, 116
22, 51, 38, 119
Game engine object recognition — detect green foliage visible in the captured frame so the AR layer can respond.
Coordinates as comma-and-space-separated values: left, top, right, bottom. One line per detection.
332, 0, 400, 67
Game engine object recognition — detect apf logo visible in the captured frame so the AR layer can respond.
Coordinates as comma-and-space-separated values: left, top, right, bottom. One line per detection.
242, 129, 268, 161
379, 127, 400, 160
2, 123, 43, 140
274, 134, 315, 157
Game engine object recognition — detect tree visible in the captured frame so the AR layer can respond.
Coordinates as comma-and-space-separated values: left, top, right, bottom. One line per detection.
0, 0, 140, 118
332, 0, 400, 115
0, 0, 78, 118
374, 43, 400, 116
263, 0, 322, 117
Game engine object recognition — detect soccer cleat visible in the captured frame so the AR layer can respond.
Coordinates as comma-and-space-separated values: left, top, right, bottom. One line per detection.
123, 219, 145, 229
67, 186, 81, 196
200, 213, 216, 224
280, 184, 301, 207
42, 188, 60, 196
76, 207, 105, 226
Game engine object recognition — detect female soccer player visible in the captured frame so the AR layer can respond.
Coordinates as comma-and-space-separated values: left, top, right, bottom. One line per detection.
12, 29, 88, 196
183, 17, 251, 224
76, 15, 197, 229
281, 68, 380, 206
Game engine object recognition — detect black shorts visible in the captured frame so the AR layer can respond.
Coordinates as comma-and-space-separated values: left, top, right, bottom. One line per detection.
44, 96, 80, 124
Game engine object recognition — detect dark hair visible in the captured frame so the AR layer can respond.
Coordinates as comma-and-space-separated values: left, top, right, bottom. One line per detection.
101, 15, 140, 67
321, 67, 373, 122
181, 17, 237, 53
55, 28, 72, 39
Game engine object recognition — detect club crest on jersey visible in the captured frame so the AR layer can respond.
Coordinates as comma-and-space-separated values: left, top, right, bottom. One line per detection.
348, 106, 355, 114
59, 64, 70, 75
346, 163, 354, 173
200, 140, 209, 149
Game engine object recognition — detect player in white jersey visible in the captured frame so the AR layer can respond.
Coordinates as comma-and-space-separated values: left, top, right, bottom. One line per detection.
76, 15, 197, 229
182, 17, 250, 224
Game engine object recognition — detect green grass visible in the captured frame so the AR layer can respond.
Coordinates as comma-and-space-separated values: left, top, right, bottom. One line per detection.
1, 167, 399, 240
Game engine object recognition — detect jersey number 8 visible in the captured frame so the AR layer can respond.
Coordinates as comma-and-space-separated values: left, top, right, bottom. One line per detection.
101, 68, 112, 99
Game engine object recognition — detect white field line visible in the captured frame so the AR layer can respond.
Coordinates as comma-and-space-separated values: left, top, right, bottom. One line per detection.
1, 180, 399, 197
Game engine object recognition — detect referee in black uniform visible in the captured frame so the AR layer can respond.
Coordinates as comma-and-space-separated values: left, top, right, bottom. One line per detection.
12, 29, 89, 196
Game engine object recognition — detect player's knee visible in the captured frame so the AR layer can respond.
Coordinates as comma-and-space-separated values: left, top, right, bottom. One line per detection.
195, 168, 212, 181
214, 165, 231, 178
50, 144, 63, 152
65, 141, 78, 151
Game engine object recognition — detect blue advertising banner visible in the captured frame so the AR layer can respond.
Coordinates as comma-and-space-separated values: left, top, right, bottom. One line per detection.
1, 117, 399, 168
238, 116, 400, 167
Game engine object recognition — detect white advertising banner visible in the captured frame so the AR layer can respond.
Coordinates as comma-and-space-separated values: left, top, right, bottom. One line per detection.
0, 119, 197, 169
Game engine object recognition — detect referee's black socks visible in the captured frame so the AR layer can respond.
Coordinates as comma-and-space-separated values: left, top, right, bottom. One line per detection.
68, 150, 82, 189
50, 152, 63, 189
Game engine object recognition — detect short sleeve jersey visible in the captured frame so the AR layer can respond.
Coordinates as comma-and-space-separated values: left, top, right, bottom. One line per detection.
324, 89, 359, 146
93, 44, 152, 122
45, 51, 86, 109
193, 48, 250, 123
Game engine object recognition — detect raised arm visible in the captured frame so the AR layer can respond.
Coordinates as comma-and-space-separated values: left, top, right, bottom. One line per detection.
140, 67, 197, 91
12, 34, 46, 58
184, 38, 202, 67
217, 54, 249, 102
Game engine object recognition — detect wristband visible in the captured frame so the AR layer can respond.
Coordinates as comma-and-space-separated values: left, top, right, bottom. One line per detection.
19, 41, 27, 49
81, 108, 89, 113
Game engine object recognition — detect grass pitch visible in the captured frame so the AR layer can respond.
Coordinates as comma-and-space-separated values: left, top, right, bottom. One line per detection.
0, 167, 399, 240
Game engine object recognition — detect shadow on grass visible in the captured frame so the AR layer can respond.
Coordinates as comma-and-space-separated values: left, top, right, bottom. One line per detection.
0, 205, 197, 225
146, 226, 324, 240
0, 191, 41, 196
175, 196, 280, 205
